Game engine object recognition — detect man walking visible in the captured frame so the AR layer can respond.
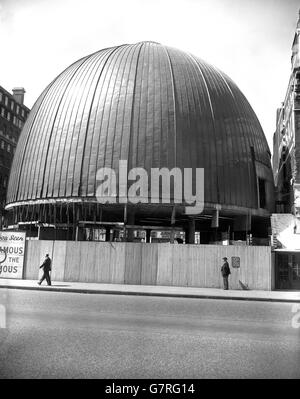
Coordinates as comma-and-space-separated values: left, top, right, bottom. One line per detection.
38, 254, 52, 286
221, 257, 231, 290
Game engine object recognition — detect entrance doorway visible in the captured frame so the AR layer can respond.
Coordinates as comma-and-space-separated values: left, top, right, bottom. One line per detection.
275, 252, 300, 290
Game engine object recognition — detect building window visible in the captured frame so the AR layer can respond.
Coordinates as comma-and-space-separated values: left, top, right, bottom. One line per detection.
0, 93, 2, 102
258, 178, 266, 209
7, 144, 10, 153
1, 108, 4, 117
10, 101, 14, 111
5, 96, 8, 106
1, 140, 4, 149
7, 112, 10, 121
21, 109, 25, 117
16, 105, 19, 114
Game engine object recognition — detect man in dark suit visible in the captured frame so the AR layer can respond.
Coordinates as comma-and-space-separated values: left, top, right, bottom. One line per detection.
38, 254, 52, 286
221, 257, 231, 290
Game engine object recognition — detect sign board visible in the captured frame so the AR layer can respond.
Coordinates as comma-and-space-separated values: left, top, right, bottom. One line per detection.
231, 256, 240, 268
0, 231, 26, 279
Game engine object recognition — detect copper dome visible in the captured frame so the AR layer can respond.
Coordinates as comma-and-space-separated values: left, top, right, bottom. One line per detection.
6, 41, 274, 214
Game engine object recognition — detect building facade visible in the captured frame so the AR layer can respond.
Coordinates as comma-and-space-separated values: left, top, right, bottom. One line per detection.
0, 86, 30, 227
273, 11, 300, 215
272, 11, 300, 289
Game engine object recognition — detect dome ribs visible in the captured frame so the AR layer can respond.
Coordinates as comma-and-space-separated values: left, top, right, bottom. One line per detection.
198, 62, 228, 206
6, 42, 274, 216
167, 48, 190, 172
71, 50, 115, 198
187, 54, 219, 204
26, 59, 84, 201
57, 49, 115, 199
116, 44, 142, 166
86, 46, 126, 197
53, 51, 106, 199
35, 57, 90, 201
126, 44, 145, 172
96, 46, 128, 180
162, 46, 177, 170
7, 87, 50, 203
142, 42, 155, 173
126, 43, 144, 173
103, 45, 134, 188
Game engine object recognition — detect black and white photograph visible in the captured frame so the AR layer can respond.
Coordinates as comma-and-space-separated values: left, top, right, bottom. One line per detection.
0, 0, 300, 384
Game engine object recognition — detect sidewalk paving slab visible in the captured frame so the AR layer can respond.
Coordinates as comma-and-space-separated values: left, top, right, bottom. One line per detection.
1, 279, 300, 303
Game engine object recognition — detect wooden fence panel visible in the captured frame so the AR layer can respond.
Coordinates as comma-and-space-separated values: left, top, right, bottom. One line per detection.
94, 242, 112, 283
79, 242, 97, 282
124, 243, 142, 284
172, 245, 188, 286
64, 242, 81, 281
187, 245, 205, 287
24, 240, 41, 280
141, 244, 158, 285
23, 241, 272, 290
157, 244, 173, 286
51, 241, 66, 281
110, 242, 126, 284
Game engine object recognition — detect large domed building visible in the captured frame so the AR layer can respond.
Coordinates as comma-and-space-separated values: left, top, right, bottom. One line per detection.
5, 42, 274, 243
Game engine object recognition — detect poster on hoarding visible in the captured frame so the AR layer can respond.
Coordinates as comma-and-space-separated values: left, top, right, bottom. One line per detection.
231, 256, 241, 268
0, 231, 26, 279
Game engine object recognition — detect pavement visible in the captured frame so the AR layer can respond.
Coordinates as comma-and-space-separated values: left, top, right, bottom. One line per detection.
0, 278, 300, 302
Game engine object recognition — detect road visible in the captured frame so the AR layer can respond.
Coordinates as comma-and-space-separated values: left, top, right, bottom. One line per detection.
0, 289, 299, 378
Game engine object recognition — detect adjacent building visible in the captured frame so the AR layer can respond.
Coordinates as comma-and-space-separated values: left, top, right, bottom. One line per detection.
0, 86, 30, 227
272, 10, 300, 289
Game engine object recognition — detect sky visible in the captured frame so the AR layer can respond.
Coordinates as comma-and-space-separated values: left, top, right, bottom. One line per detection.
0, 0, 299, 151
